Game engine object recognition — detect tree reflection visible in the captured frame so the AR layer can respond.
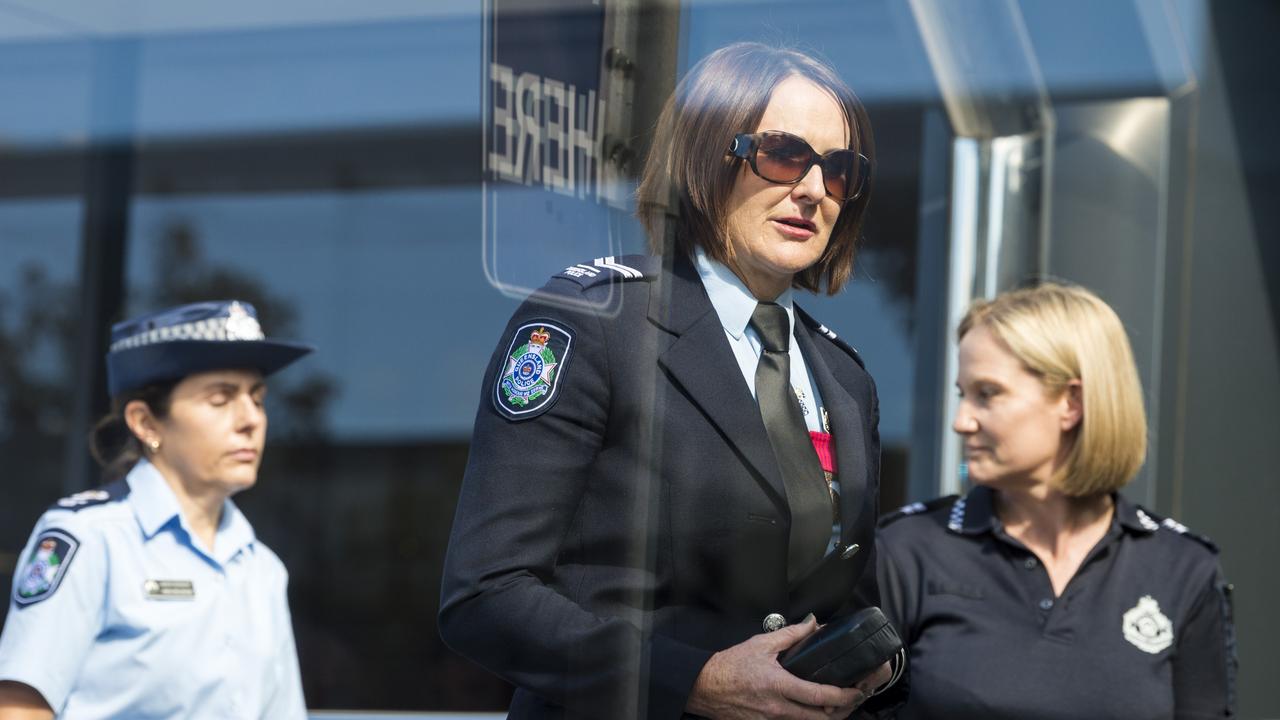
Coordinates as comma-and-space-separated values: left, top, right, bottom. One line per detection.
0, 225, 336, 447
0, 263, 77, 441
142, 222, 337, 441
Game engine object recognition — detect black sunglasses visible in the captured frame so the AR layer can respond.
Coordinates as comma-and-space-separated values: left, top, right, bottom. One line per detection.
727, 131, 870, 201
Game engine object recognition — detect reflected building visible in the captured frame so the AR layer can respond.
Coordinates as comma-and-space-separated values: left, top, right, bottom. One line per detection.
0, 0, 1276, 716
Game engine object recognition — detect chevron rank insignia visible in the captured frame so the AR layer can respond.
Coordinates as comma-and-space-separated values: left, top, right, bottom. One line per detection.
554, 255, 657, 290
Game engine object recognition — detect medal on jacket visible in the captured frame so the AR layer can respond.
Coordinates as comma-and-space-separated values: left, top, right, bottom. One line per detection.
809, 430, 839, 525
794, 387, 838, 523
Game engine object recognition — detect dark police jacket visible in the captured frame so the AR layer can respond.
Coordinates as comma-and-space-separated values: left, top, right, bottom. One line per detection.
439, 254, 899, 719
878, 486, 1237, 720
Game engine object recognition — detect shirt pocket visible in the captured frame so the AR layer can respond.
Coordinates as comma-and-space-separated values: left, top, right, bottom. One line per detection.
925, 580, 985, 600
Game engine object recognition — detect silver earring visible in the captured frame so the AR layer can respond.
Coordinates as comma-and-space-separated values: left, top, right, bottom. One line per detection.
148, 438, 161, 451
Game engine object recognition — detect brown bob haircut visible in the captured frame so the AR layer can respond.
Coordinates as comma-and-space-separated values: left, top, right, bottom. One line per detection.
635, 42, 875, 295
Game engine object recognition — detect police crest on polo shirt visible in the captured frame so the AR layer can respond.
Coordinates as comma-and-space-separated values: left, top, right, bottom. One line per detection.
13, 529, 79, 607
1123, 595, 1174, 653
493, 321, 574, 420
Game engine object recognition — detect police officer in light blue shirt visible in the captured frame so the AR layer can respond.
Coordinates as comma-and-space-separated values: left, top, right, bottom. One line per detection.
0, 300, 312, 719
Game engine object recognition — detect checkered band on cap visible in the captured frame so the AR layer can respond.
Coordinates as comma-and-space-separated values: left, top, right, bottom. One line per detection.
109, 304, 265, 352
105, 300, 312, 396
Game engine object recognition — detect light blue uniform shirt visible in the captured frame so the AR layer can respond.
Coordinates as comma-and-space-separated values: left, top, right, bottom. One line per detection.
694, 248, 841, 549
0, 460, 306, 719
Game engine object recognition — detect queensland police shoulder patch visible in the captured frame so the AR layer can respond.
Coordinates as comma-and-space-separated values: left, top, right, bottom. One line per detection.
493, 320, 574, 421
14, 529, 79, 607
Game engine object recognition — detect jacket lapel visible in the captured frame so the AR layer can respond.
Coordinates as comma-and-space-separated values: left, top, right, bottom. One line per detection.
651, 255, 788, 510
793, 311, 869, 543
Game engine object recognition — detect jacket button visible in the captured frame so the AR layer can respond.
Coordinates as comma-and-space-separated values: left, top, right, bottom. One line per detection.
763, 613, 787, 632
840, 543, 861, 560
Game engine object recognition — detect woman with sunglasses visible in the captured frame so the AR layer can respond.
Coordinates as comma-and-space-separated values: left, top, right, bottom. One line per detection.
441, 42, 902, 719
0, 301, 310, 719
877, 283, 1236, 719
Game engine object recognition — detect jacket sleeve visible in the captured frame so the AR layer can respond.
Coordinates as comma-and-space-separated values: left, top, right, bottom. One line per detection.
1172, 564, 1237, 719
437, 287, 710, 719
848, 376, 908, 719
851, 374, 882, 610
847, 544, 909, 720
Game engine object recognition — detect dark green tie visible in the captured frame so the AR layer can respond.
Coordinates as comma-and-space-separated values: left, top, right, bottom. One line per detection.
750, 302, 830, 583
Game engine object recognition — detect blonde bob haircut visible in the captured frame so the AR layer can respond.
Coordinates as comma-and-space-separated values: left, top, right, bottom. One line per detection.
635, 42, 874, 295
958, 282, 1147, 496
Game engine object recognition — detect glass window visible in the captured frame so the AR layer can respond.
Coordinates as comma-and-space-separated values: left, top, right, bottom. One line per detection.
4, 0, 1276, 717
126, 191, 517, 707
0, 201, 84, 638
0, 19, 95, 645
118, 8, 507, 707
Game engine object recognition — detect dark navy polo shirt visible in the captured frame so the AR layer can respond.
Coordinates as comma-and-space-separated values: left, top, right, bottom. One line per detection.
877, 486, 1236, 720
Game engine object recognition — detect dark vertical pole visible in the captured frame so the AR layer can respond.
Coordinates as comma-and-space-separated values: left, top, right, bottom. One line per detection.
606, 0, 682, 254
907, 107, 954, 502
64, 38, 138, 495
628, 0, 681, 173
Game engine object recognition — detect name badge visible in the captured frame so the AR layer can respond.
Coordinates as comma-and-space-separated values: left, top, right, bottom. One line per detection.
143, 579, 195, 600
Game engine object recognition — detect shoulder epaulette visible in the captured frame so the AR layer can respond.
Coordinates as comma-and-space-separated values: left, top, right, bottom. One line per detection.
48, 478, 130, 513
879, 495, 959, 528
1135, 505, 1219, 553
553, 255, 660, 290
795, 307, 866, 371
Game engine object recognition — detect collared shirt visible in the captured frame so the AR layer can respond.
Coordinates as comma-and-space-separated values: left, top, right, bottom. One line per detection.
877, 486, 1237, 720
694, 247, 841, 550
0, 460, 306, 719
693, 247, 826, 432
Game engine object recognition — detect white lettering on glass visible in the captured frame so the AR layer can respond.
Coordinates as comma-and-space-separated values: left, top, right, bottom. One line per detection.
487, 61, 616, 206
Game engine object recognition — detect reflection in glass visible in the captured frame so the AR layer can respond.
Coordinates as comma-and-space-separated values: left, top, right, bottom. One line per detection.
125, 190, 517, 708
0, 200, 83, 644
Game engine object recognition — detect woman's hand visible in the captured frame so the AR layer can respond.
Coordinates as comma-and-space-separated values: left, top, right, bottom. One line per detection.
0, 682, 53, 720
686, 616, 867, 719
